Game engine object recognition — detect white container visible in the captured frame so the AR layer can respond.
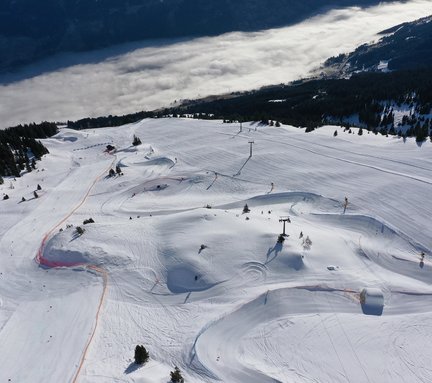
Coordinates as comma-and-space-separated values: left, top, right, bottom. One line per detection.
360, 288, 384, 307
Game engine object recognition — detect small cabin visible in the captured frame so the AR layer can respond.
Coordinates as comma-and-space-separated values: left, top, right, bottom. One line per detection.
360, 288, 384, 307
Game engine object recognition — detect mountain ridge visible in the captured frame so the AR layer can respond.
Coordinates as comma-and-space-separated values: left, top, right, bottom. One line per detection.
323, 14, 432, 74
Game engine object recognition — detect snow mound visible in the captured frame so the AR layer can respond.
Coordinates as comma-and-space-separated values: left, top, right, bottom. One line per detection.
167, 265, 220, 293
218, 191, 342, 215
43, 223, 152, 269
139, 157, 175, 168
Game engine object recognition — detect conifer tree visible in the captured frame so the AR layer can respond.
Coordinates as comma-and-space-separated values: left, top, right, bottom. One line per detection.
170, 366, 184, 383
132, 135, 142, 146
243, 204, 250, 213
134, 345, 149, 365
76, 226, 85, 235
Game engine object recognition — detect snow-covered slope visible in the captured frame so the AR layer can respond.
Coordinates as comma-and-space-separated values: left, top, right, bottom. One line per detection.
0, 119, 431, 382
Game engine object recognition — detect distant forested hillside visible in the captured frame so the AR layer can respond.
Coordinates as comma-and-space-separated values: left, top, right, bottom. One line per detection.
66, 111, 154, 130
324, 15, 432, 74
61, 68, 432, 143
166, 69, 432, 141
0, 0, 388, 72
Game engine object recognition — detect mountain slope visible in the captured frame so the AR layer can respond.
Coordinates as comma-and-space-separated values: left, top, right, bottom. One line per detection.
0, 0, 390, 72
0, 118, 431, 382
324, 15, 432, 73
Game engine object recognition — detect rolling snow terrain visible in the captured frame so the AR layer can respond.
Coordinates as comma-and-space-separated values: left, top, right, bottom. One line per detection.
0, 118, 431, 383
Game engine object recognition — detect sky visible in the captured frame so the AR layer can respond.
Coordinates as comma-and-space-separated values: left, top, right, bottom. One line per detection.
1, 0, 432, 127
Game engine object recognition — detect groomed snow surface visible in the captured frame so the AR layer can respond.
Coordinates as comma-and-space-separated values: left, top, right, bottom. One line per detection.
1, 119, 431, 383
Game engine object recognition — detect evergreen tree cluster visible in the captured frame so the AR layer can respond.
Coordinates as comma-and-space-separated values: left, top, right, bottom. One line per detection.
67, 111, 154, 130
0, 122, 56, 177
164, 68, 432, 140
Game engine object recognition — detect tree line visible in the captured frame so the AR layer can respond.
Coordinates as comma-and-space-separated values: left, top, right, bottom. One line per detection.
66, 111, 155, 130
62, 67, 432, 143
0, 122, 57, 179
166, 68, 432, 141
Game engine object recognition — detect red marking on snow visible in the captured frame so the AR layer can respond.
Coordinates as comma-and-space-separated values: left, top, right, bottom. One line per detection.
34, 154, 115, 383
71, 265, 108, 383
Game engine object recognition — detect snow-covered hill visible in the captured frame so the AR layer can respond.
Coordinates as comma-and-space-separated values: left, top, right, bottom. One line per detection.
0, 119, 431, 382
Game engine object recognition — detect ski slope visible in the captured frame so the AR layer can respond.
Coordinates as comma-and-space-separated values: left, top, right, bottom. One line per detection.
0, 119, 431, 383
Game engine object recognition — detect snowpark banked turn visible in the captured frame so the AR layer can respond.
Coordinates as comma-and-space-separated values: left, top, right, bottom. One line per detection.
0, 118, 431, 382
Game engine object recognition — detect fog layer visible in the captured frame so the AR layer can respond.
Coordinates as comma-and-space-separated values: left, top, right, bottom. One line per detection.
1, 0, 431, 127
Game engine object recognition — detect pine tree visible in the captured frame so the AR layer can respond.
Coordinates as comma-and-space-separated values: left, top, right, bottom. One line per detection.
243, 204, 250, 213
76, 226, 85, 235
134, 345, 149, 365
170, 366, 184, 383
25, 158, 32, 173
132, 135, 142, 146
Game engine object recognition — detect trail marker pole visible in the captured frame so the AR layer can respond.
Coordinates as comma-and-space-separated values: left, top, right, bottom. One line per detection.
343, 196, 348, 214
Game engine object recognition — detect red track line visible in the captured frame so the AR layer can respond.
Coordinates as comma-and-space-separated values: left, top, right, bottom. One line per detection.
34, 154, 116, 383
71, 264, 108, 383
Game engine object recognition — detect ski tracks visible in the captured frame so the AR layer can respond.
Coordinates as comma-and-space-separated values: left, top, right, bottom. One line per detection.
35, 152, 116, 383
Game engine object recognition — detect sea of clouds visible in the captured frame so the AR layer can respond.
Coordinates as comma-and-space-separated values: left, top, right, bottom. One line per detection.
1, 0, 431, 127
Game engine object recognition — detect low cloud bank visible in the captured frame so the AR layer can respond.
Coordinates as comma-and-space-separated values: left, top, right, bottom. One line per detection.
1, 0, 431, 127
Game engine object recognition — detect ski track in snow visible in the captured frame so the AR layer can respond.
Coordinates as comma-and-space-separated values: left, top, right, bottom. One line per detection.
218, 131, 432, 186
258, 128, 432, 174
0, 119, 432, 383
